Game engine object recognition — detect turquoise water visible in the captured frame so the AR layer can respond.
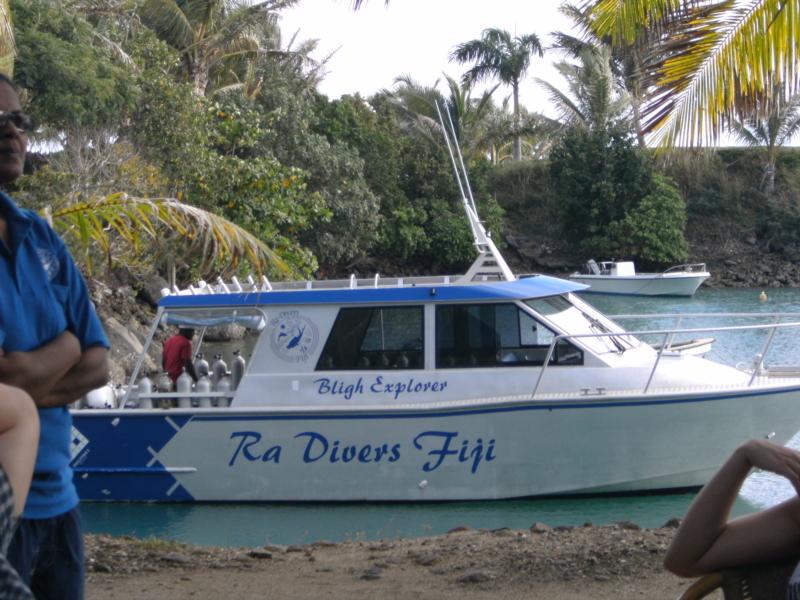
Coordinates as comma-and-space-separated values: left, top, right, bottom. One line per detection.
80, 287, 800, 547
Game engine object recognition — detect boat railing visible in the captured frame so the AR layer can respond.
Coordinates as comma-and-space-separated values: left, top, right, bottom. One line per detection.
662, 263, 708, 274
161, 272, 513, 297
531, 317, 800, 398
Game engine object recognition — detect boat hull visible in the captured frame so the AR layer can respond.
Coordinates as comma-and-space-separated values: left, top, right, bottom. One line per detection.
71, 384, 800, 501
568, 273, 710, 296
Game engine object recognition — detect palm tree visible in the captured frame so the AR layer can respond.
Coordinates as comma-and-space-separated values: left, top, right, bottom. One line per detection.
537, 44, 630, 133
554, 2, 648, 146
46, 193, 288, 277
0, 0, 13, 77
386, 73, 499, 162
450, 28, 543, 161
139, 0, 296, 94
586, 0, 800, 146
729, 89, 800, 195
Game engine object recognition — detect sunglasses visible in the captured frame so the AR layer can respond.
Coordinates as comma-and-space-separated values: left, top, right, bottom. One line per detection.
0, 110, 34, 133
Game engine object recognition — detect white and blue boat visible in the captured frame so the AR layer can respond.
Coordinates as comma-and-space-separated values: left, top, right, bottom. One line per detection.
69, 111, 800, 503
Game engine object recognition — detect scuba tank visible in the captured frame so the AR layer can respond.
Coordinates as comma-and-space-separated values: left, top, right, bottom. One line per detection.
210, 354, 228, 386
195, 375, 212, 408
231, 349, 246, 390
194, 352, 209, 378
137, 371, 154, 409
176, 368, 193, 408
214, 375, 232, 407
156, 371, 173, 409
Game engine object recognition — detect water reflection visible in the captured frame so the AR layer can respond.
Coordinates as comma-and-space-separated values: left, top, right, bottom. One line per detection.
80, 493, 759, 548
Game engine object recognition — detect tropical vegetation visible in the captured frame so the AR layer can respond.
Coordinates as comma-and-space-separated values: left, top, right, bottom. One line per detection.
0, 0, 794, 290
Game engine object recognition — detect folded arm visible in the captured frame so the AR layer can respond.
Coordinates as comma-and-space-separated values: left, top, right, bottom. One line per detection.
0, 331, 82, 403
664, 440, 800, 577
38, 345, 109, 408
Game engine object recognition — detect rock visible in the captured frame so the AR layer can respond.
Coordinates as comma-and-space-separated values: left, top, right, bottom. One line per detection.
662, 518, 681, 528
447, 526, 471, 534
162, 552, 191, 565
616, 521, 641, 531
311, 540, 337, 548
360, 566, 383, 580
458, 571, 492, 584
247, 550, 272, 560
139, 273, 171, 307
530, 522, 551, 534
411, 553, 440, 566
92, 562, 113, 573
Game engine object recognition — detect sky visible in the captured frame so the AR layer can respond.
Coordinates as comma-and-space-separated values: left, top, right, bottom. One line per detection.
279, 0, 577, 118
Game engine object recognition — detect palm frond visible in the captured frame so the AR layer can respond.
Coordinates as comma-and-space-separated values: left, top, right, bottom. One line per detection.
0, 0, 14, 77
537, 77, 586, 125
140, 0, 195, 50
586, 0, 686, 46
589, 0, 800, 145
47, 193, 288, 277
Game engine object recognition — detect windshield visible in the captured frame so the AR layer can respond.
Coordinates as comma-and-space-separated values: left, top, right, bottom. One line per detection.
524, 294, 639, 354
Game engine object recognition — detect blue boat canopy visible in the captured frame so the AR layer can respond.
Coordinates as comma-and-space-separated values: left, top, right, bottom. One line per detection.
159, 275, 587, 309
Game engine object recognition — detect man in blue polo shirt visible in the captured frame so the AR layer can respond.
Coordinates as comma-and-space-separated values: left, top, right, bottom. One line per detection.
0, 75, 109, 599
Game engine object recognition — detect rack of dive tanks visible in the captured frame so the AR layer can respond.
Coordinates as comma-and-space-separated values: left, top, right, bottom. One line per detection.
130, 347, 247, 409
79, 345, 248, 410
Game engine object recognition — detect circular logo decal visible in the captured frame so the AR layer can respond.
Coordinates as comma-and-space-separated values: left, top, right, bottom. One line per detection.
269, 311, 319, 363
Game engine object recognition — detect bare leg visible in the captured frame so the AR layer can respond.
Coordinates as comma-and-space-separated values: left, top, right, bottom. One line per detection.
0, 385, 38, 516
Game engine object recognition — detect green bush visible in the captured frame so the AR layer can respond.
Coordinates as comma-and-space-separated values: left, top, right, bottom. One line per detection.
607, 174, 689, 265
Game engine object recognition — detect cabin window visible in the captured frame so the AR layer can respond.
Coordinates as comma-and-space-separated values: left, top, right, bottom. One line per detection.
316, 306, 424, 370
436, 303, 583, 368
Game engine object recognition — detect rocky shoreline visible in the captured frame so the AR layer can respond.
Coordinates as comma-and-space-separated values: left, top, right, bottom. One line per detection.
84, 521, 694, 599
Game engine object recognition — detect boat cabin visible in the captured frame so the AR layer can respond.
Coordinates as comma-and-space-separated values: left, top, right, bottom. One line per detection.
124, 274, 652, 409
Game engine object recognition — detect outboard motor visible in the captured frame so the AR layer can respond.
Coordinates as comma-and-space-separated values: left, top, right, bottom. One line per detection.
137, 371, 154, 409
194, 352, 209, 378
231, 350, 246, 390
195, 374, 212, 408
210, 354, 227, 386
214, 375, 232, 407
176, 368, 193, 408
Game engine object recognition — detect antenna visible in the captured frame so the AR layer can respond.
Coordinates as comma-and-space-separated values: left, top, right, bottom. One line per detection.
435, 100, 515, 282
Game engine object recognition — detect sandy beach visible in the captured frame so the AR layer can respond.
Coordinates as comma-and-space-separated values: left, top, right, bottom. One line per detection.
84, 521, 707, 599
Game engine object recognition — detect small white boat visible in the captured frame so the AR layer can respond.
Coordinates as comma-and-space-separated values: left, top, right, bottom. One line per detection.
68, 108, 800, 502
569, 260, 710, 297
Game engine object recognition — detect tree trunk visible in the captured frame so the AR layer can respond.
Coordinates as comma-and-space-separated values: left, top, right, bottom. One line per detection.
512, 82, 521, 161
763, 160, 776, 195
184, 51, 209, 96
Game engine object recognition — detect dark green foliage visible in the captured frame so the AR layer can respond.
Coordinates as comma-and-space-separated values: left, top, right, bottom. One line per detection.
549, 125, 688, 266
550, 126, 651, 245
128, 37, 323, 277
258, 87, 380, 271
606, 174, 688, 264
13, 0, 138, 129
660, 151, 745, 218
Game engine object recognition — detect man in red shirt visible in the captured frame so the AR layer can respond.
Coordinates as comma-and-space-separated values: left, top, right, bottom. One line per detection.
162, 328, 197, 384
